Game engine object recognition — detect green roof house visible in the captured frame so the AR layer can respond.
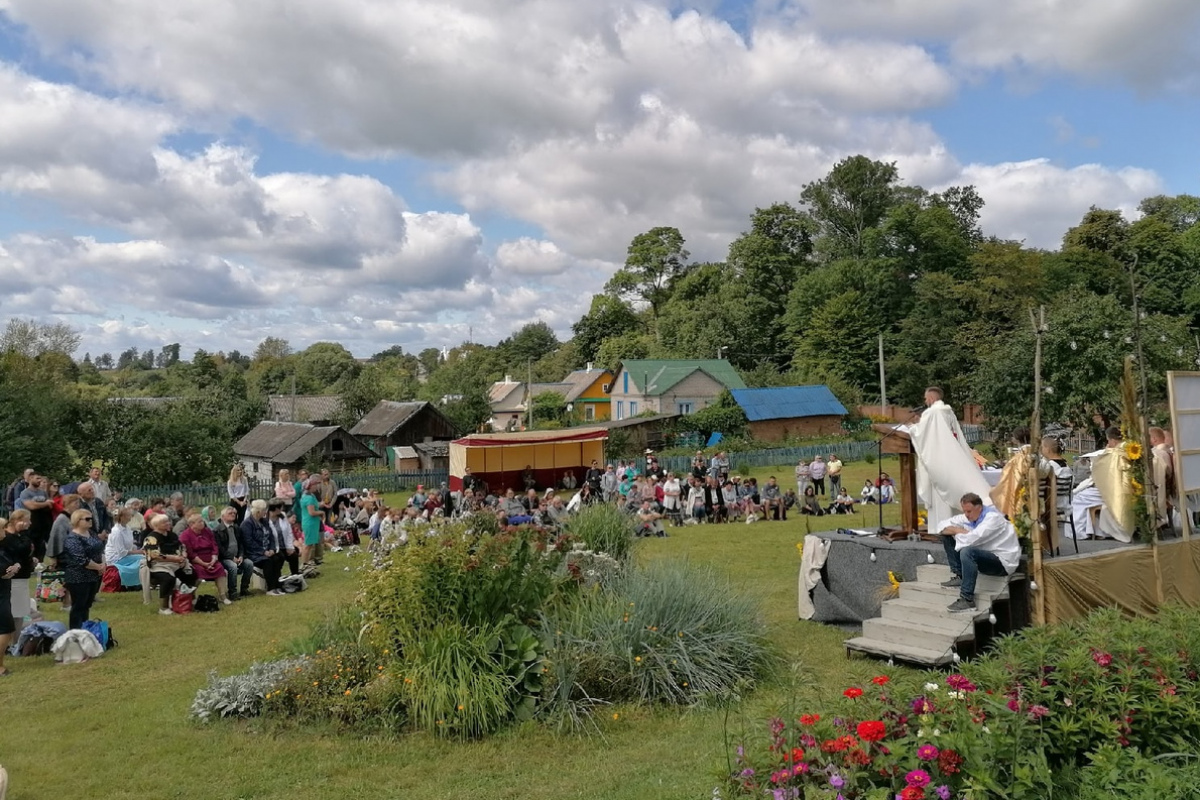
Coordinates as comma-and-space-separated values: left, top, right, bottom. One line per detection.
607, 359, 746, 420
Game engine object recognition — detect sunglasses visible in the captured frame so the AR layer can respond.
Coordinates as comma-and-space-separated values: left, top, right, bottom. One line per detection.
82, 516, 94, 522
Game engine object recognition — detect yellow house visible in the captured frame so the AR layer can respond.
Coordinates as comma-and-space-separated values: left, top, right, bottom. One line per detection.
561, 365, 612, 422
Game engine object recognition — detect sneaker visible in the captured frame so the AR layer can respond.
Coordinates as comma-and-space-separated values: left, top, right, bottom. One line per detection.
223, 598, 232, 606
940, 575, 962, 588
947, 597, 975, 613
158, 609, 174, 616
267, 590, 285, 597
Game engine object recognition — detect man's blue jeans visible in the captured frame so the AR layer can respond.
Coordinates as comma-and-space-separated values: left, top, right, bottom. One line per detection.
941, 536, 1008, 601
222, 558, 254, 599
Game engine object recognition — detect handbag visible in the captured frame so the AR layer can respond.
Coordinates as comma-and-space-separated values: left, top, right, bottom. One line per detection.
35, 570, 66, 603
170, 590, 194, 615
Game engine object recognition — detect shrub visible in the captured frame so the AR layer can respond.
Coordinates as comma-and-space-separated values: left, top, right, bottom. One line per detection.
284, 603, 364, 656
542, 559, 772, 727
565, 503, 638, 563
265, 642, 406, 731
191, 658, 303, 722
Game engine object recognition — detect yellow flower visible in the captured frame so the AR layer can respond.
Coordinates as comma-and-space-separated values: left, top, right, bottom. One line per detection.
612, 713, 619, 721
1131, 479, 1144, 493
344, 690, 352, 696
1125, 442, 1143, 461
795, 542, 804, 556
635, 656, 642, 662
887, 571, 901, 591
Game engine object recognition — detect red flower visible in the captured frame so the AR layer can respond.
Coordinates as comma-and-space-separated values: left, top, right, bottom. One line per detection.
821, 739, 842, 754
798, 714, 820, 726
789, 747, 805, 762
871, 675, 890, 686
844, 687, 864, 699
856, 720, 887, 742
937, 749, 963, 775
844, 748, 872, 766
900, 787, 926, 800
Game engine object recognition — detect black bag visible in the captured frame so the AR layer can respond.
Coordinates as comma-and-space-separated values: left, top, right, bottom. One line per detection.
20, 635, 55, 657
194, 595, 221, 613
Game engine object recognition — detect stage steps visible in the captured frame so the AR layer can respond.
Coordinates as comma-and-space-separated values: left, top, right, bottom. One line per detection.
845, 564, 1020, 667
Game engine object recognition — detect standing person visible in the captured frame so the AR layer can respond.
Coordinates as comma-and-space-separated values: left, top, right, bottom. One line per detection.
0, 519, 20, 675
318, 469, 338, 525
584, 460, 603, 496
661, 472, 682, 525
44, 494, 81, 567
794, 459, 811, 498
300, 478, 324, 566
267, 500, 299, 577
180, 513, 231, 605
76, 482, 111, 537
274, 469, 296, 504
291, 469, 310, 520
85, 467, 112, 506
61, 509, 105, 629
18, 475, 53, 561
827, 454, 843, 496
0, 512, 35, 639
215, 507, 252, 601
227, 465, 249, 523
164, 493, 186, 528
600, 465, 617, 504
143, 514, 191, 615
4, 469, 33, 515
691, 451, 707, 481
809, 455, 827, 496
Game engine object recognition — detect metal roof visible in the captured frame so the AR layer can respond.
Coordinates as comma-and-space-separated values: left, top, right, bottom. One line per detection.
616, 359, 746, 396
729, 386, 848, 422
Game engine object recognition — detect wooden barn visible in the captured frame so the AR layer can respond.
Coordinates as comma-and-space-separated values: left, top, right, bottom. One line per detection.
235, 421, 376, 480
350, 401, 460, 468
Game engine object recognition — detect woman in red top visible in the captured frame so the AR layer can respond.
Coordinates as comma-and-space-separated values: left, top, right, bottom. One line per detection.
179, 513, 231, 605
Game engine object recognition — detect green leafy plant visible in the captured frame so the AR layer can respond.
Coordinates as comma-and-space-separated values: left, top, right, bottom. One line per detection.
565, 503, 639, 563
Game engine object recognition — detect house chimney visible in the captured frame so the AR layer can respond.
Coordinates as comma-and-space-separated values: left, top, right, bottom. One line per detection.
505, 374, 512, 383
586, 361, 593, 371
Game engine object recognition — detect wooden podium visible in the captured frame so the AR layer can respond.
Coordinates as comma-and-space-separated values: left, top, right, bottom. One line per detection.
872, 424, 919, 535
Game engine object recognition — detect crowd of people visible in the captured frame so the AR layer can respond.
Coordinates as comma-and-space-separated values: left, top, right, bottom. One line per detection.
0, 464, 387, 675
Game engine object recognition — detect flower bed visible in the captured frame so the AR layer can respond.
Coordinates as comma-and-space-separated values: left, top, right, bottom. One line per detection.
730, 605, 1200, 799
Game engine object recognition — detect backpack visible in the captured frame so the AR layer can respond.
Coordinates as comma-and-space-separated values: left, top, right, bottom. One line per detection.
279, 574, 307, 594
20, 634, 55, 657
194, 595, 221, 613
81, 620, 117, 650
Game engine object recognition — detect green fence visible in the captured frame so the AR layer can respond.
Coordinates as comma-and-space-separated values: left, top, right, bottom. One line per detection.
121, 470, 449, 508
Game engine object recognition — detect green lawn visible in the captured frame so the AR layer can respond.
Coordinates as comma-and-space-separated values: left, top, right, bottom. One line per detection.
0, 460, 913, 800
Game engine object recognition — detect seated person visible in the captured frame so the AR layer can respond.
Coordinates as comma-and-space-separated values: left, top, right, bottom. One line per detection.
1070, 427, 1131, 541
180, 513, 231, 605
829, 488, 857, 515
522, 489, 541, 515
522, 466, 537, 491
759, 476, 786, 521
879, 478, 895, 504
500, 489, 533, 525
721, 481, 742, 521
705, 476, 727, 523
560, 471, 577, 491
103, 507, 145, 588
636, 500, 666, 537
685, 479, 707, 523
938, 492, 1020, 613
143, 513, 195, 615
545, 497, 570, 527
799, 486, 824, 516
409, 485, 427, 511
860, 480, 880, 504
215, 506, 254, 600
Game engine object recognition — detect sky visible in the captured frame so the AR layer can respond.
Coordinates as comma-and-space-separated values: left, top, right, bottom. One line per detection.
0, 0, 1198, 360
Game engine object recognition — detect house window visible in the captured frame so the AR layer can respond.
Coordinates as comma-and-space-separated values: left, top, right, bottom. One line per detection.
678, 401, 693, 414
585, 405, 595, 420
616, 401, 624, 420
629, 401, 638, 416
623, 372, 628, 393
602, 383, 610, 392
331, 438, 344, 452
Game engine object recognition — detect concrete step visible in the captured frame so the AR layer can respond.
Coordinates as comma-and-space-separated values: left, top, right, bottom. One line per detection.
900, 581, 1008, 607
880, 597, 992, 623
844, 636, 956, 667
914, 564, 1011, 592
862, 617, 972, 651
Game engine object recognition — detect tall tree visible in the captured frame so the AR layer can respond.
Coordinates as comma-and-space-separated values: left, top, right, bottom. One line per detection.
800, 156, 901, 259
604, 227, 690, 325
0, 319, 81, 358
498, 321, 560, 370
253, 337, 293, 363
572, 294, 642, 365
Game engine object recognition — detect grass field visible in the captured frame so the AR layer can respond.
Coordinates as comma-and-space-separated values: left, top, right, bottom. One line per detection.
0, 460, 912, 800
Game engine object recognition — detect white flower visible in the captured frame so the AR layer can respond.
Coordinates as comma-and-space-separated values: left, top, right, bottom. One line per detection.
947, 690, 964, 700
933, 728, 942, 737
924, 682, 940, 692
917, 728, 929, 738
982, 725, 991, 734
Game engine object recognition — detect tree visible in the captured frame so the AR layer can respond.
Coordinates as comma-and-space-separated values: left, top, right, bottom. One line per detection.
800, 156, 901, 259
498, 321, 559, 370
295, 342, 360, 392
1062, 206, 1129, 257
95, 353, 114, 370
604, 227, 690, 324
0, 318, 81, 358
156, 343, 181, 368
792, 290, 882, 390
116, 348, 138, 370
1138, 194, 1200, 232
253, 337, 293, 363
530, 391, 566, 427
417, 348, 443, 381
572, 294, 642, 365
676, 390, 747, 440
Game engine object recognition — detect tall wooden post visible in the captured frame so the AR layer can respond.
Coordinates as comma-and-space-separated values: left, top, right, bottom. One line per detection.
1029, 307, 1046, 626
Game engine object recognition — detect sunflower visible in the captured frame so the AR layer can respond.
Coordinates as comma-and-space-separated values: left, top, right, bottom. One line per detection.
1125, 441, 1143, 461
1131, 479, 1144, 494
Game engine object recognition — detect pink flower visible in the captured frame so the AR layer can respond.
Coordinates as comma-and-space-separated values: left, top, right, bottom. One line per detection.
1007, 699, 1021, 713
917, 744, 940, 761
1093, 652, 1113, 667
946, 674, 976, 692
905, 769, 932, 788
1029, 705, 1050, 719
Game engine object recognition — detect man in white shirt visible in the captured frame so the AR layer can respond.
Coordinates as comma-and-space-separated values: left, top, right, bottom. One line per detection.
86, 467, 113, 505
938, 492, 1021, 613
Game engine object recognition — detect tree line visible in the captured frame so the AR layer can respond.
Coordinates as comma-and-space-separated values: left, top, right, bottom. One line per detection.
3, 155, 1197, 485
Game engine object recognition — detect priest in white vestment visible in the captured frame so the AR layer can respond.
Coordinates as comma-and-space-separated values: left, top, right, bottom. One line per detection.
1069, 427, 1134, 542
909, 387, 993, 534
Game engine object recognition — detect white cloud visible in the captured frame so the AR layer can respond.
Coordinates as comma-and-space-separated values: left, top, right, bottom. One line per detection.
495, 238, 571, 276
786, 0, 1200, 92
950, 159, 1163, 248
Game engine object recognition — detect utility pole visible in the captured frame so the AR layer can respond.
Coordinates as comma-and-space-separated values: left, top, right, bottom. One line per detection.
1029, 306, 1046, 626
877, 333, 888, 418
290, 373, 297, 422
527, 359, 533, 430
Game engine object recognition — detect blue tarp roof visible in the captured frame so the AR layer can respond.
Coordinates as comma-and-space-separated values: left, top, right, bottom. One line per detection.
729, 386, 848, 422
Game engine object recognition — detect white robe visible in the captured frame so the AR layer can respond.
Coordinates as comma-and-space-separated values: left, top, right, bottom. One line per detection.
909, 401, 993, 532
